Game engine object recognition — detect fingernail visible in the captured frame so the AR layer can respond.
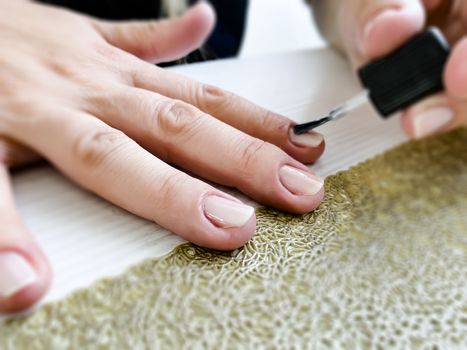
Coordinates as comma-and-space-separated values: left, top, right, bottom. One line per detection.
289, 128, 324, 148
279, 165, 323, 196
413, 107, 453, 139
204, 196, 254, 228
0, 252, 37, 298
360, 9, 398, 53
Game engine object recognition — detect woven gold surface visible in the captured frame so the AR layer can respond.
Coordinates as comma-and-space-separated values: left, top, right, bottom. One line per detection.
1, 129, 466, 349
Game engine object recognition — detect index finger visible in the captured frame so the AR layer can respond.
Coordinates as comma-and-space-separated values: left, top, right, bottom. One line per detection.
131, 64, 325, 164
338, 0, 425, 68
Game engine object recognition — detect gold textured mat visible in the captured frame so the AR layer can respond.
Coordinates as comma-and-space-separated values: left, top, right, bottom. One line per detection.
1, 129, 466, 349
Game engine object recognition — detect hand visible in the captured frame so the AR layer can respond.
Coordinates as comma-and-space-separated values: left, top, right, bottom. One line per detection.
0, 1, 326, 312
335, 0, 467, 138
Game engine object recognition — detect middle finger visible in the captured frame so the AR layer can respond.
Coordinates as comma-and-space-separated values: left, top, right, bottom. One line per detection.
89, 86, 324, 214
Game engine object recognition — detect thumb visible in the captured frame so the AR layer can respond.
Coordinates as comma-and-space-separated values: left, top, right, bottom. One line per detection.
445, 37, 467, 101
93, 2, 216, 63
0, 166, 51, 313
340, 0, 426, 68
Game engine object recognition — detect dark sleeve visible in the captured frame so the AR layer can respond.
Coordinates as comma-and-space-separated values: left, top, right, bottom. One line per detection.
37, 0, 161, 20
206, 0, 248, 59
37, 0, 248, 61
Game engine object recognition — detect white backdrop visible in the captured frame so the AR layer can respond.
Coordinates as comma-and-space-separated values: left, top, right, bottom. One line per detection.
240, 0, 326, 57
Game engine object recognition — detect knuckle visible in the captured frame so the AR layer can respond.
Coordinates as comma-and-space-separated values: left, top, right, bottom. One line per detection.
46, 57, 77, 80
238, 137, 269, 175
152, 99, 204, 139
72, 126, 129, 169
152, 171, 187, 213
93, 41, 126, 61
260, 110, 290, 132
197, 84, 234, 114
44, 53, 91, 84
93, 42, 136, 77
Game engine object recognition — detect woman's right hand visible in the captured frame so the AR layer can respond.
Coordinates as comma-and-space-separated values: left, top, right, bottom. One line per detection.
0, 0, 325, 312
332, 0, 467, 138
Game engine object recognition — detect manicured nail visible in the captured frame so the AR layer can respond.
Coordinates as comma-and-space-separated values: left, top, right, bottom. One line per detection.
0, 252, 37, 298
289, 128, 324, 148
413, 107, 453, 139
279, 165, 323, 196
204, 196, 254, 228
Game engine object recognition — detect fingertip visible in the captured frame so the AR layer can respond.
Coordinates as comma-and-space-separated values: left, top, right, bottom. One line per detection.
192, 218, 257, 252
234, 146, 324, 216
149, 1, 216, 63
287, 128, 326, 164
216, 212, 257, 251
190, 1, 216, 27
400, 110, 415, 138
0, 243, 51, 314
1, 277, 49, 314
276, 164, 325, 214
281, 185, 325, 215
401, 95, 454, 139
360, 3, 425, 60
183, 1, 216, 45
198, 194, 257, 251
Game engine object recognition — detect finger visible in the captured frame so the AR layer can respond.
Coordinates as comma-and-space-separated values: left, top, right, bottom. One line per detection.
424, 0, 455, 16
340, 0, 425, 67
0, 139, 41, 168
423, 0, 465, 44
445, 37, 467, 100
400, 36, 467, 138
400, 94, 459, 138
87, 87, 325, 213
422, 0, 456, 13
423, 0, 454, 24
0, 165, 51, 313
131, 65, 325, 164
11, 109, 256, 251
92, 2, 215, 63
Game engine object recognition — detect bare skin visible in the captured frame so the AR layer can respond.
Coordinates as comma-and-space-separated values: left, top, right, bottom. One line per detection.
334, 0, 467, 138
0, 1, 326, 312
2, 0, 466, 313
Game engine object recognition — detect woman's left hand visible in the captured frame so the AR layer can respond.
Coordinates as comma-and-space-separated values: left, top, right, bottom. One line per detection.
0, 1, 325, 313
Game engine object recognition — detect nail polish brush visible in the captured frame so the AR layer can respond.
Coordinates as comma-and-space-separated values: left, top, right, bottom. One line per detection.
293, 27, 450, 135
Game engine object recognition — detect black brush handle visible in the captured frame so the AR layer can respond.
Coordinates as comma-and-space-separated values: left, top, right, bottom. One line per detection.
358, 28, 450, 117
